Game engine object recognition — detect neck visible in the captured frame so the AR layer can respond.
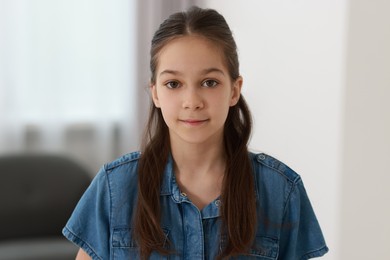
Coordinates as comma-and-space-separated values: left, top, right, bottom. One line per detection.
170, 134, 226, 178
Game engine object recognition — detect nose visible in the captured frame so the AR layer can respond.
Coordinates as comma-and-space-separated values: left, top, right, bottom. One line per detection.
182, 87, 204, 110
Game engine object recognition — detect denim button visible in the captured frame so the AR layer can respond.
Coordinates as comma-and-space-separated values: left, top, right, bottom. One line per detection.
180, 192, 187, 197
258, 154, 266, 160
214, 199, 221, 207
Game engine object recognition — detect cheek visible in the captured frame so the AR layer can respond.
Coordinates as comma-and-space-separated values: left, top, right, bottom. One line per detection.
211, 91, 232, 108
158, 95, 178, 119
210, 95, 231, 119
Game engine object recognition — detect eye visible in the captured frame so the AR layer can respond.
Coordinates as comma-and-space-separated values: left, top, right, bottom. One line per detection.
165, 81, 181, 89
201, 79, 219, 88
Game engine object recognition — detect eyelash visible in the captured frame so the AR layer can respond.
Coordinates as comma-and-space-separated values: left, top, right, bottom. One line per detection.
165, 81, 181, 89
201, 79, 219, 88
164, 79, 219, 89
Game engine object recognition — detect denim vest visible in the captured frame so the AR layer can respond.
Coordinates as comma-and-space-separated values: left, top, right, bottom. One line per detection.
63, 152, 328, 259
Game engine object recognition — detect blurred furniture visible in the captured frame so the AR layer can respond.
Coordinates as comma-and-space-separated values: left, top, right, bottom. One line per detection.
0, 154, 92, 260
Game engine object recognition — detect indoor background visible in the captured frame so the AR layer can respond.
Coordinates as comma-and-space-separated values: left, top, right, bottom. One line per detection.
0, 0, 389, 259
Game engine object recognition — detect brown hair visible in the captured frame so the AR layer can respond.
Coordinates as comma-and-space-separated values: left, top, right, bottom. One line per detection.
134, 6, 257, 259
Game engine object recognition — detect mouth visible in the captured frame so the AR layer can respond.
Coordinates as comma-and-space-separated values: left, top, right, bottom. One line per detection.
179, 119, 209, 126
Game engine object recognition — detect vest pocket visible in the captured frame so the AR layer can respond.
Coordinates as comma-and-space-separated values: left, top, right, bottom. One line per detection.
111, 227, 170, 259
112, 227, 170, 248
112, 227, 137, 248
220, 235, 279, 259
249, 236, 279, 259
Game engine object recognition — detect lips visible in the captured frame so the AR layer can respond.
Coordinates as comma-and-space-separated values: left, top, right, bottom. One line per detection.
179, 119, 209, 126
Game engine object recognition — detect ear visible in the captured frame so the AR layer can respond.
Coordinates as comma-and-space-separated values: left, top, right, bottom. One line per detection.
151, 84, 161, 108
230, 76, 243, 106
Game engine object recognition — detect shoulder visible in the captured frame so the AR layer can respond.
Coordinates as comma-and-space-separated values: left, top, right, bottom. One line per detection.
249, 151, 304, 214
78, 151, 142, 198
249, 151, 301, 185
98, 151, 141, 204
103, 151, 141, 172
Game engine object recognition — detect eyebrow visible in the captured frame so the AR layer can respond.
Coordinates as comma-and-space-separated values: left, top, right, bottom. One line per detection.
159, 67, 225, 77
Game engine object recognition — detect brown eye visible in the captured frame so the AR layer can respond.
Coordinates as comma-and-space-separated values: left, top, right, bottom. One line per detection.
202, 80, 218, 88
166, 81, 180, 89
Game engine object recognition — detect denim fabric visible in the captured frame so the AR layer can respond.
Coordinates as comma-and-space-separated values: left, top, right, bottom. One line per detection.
63, 152, 328, 259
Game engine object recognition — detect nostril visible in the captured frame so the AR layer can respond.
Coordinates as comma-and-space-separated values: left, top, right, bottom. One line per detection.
182, 90, 204, 109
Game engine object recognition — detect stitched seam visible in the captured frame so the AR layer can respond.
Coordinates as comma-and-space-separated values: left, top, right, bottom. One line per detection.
282, 178, 300, 217
105, 168, 113, 237
256, 154, 301, 184
63, 227, 102, 260
104, 152, 141, 171
300, 245, 329, 259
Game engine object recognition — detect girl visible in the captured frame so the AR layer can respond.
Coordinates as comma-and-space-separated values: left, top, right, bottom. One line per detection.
63, 6, 329, 260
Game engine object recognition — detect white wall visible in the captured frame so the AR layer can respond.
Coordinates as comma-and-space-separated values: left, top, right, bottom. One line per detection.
197, 1, 348, 259
341, 0, 390, 259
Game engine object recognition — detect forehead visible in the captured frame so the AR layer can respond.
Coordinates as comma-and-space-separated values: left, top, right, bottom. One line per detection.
156, 35, 227, 74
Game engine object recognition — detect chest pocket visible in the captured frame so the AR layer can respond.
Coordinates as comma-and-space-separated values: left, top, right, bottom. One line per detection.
111, 227, 170, 259
249, 236, 279, 259
220, 235, 279, 259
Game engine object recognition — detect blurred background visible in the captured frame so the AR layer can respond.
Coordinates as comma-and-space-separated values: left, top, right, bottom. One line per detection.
0, 0, 389, 259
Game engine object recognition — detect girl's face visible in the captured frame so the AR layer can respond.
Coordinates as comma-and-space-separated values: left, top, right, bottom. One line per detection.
152, 35, 242, 146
